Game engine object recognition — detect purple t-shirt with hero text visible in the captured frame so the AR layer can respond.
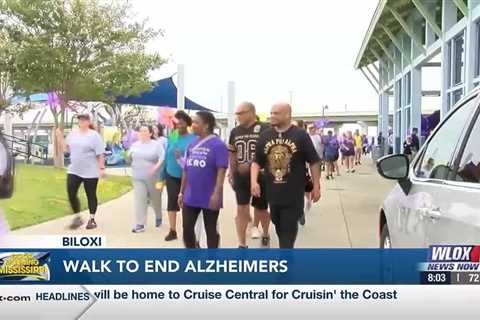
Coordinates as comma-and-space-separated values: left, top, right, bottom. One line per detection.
183, 136, 229, 209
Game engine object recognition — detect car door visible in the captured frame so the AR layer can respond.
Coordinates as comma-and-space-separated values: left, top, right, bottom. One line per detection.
424, 98, 480, 245
390, 94, 478, 247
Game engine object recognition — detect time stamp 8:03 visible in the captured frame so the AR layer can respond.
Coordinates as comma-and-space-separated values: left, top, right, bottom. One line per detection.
421, 272, 480, 284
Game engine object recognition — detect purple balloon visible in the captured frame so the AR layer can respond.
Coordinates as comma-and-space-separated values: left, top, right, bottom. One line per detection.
122, 130, 138, 150
314, 118, 329, 128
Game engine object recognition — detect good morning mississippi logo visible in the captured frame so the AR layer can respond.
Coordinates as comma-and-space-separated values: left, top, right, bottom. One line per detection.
0, 252, 50, 281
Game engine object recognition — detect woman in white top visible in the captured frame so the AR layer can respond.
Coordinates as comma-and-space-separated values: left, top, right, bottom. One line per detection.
128, 125, 165, 233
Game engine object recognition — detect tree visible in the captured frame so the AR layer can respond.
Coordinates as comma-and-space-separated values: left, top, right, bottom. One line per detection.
0, 28, 15, 117
1, 0, 164, 167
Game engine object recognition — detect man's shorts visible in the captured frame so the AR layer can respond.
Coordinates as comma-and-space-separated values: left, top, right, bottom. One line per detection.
233, 172, 268, 210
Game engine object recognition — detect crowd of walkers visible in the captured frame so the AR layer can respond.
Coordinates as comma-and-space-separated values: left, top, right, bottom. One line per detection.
306, 127, 372, 180
56, 102, 374, 249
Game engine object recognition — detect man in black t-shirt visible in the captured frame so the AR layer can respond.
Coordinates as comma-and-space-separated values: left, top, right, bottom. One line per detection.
228, 102, 271, 248
252, 102, 321, 248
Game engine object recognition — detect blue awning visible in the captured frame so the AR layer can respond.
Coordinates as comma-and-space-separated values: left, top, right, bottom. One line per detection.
10, 77, 212, 111
115, 77, 212, 111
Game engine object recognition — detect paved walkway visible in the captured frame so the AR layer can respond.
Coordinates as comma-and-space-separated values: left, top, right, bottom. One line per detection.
13, 159, 394, 248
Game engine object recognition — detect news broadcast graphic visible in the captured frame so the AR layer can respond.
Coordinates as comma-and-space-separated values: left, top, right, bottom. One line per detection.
419, 245, 480, 285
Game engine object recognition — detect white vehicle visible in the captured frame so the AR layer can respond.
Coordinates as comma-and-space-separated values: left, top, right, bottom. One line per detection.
377, 87, 480, 248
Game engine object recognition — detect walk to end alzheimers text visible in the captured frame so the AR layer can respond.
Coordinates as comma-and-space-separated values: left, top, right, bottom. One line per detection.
62, 259, 289, 273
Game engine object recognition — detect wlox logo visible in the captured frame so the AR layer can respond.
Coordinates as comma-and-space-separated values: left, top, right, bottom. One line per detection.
428, 245, 480, 262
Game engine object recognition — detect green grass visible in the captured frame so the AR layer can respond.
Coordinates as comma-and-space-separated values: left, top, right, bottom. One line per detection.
0, 164, 132, 230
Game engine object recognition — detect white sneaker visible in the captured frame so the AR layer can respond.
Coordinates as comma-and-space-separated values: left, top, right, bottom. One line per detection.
251, 226, 261, 239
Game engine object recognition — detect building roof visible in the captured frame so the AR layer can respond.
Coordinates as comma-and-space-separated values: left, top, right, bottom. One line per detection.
354, 0, 441, 69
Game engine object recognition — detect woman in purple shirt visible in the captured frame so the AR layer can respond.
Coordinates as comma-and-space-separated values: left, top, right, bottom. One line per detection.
178, 111, 228, 248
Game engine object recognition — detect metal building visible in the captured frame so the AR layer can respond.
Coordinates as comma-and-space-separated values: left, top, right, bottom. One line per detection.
355, 0, 480, 153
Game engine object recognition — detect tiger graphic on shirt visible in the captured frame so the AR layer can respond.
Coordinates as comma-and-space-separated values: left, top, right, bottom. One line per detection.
264, 138, 298, 183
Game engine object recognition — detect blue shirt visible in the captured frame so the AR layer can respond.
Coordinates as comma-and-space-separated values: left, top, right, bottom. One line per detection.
165, 133, 197, 178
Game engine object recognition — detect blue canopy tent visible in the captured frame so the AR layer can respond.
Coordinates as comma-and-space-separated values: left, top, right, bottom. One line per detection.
10, 77, 211, 111
115, 77, 212, 111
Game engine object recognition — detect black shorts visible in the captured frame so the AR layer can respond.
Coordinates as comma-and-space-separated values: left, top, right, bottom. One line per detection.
166, 173, 182, 212
233, 172, 268, 210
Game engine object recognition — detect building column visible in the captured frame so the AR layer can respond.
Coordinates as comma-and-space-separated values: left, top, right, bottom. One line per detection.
411, 66, 422, 140
393, 79, 400, 154
177, 64, 185, 110
379, 91, 389, 155
440, 0, 457, 117
465, 1, 477, 93
227, 81, 235, 138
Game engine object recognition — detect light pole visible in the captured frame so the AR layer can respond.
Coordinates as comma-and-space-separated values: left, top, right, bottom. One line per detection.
322, 104, 328, 117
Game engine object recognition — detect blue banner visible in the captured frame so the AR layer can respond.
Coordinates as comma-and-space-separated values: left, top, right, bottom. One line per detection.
0, 249, 429, 284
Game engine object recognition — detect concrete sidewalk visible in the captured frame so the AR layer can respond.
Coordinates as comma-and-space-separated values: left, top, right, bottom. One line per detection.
12, 161, 394, 248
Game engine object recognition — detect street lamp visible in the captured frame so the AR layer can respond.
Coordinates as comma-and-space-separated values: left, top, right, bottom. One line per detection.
322, 105, 328, 117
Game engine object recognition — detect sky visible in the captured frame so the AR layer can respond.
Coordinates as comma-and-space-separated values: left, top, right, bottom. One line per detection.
130, 0, 379, 113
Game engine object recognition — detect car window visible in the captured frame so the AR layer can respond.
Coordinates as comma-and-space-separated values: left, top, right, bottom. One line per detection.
414, 98, 476, 180
453, 110, 480, 183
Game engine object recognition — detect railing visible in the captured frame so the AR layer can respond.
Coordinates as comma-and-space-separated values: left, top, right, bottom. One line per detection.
1, 133, 48, 163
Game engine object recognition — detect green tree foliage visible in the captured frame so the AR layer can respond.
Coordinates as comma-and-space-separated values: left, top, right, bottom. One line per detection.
1, 0, 164, 167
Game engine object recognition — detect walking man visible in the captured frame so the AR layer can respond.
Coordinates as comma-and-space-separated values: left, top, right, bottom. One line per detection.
251, 103, 321, 248
229, 102, 270, 248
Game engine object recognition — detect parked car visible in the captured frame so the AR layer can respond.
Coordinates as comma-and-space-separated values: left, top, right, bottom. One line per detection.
377, 87, 480, 248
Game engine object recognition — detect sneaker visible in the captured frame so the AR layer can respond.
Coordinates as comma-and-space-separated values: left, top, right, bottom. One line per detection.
299, 214, 306, 226
155, 218, 162, 228
351, 169, 356, 173
251, 226, 261, 239
132, 225, 145, 233
261, 236, 270, 248
86, 218, 97, 230
68, 215, 84, 230
238, 245, 248, 249
164, 230, 177, 241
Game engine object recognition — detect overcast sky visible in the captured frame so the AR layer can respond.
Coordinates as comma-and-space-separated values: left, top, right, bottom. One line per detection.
131, 0, 379, 113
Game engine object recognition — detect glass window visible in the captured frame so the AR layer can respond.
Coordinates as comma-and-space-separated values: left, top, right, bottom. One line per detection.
453, 33, 465, 86
395, 110, 402, 136
476, 22, 480, 78
406, 107, 411, 135
452, 88, 463, 106
405, 72, 411, 106
395, 79, 402, 110
454, 109, 480, 183
415, 98, 476, 180
447, 41, 452, 87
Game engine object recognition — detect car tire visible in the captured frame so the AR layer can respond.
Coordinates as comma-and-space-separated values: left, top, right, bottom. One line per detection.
380, 224, 392, 249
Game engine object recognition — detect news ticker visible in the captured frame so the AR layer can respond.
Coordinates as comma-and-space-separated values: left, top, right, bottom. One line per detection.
1, 238, 480, 285
1, 285, 479, 319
